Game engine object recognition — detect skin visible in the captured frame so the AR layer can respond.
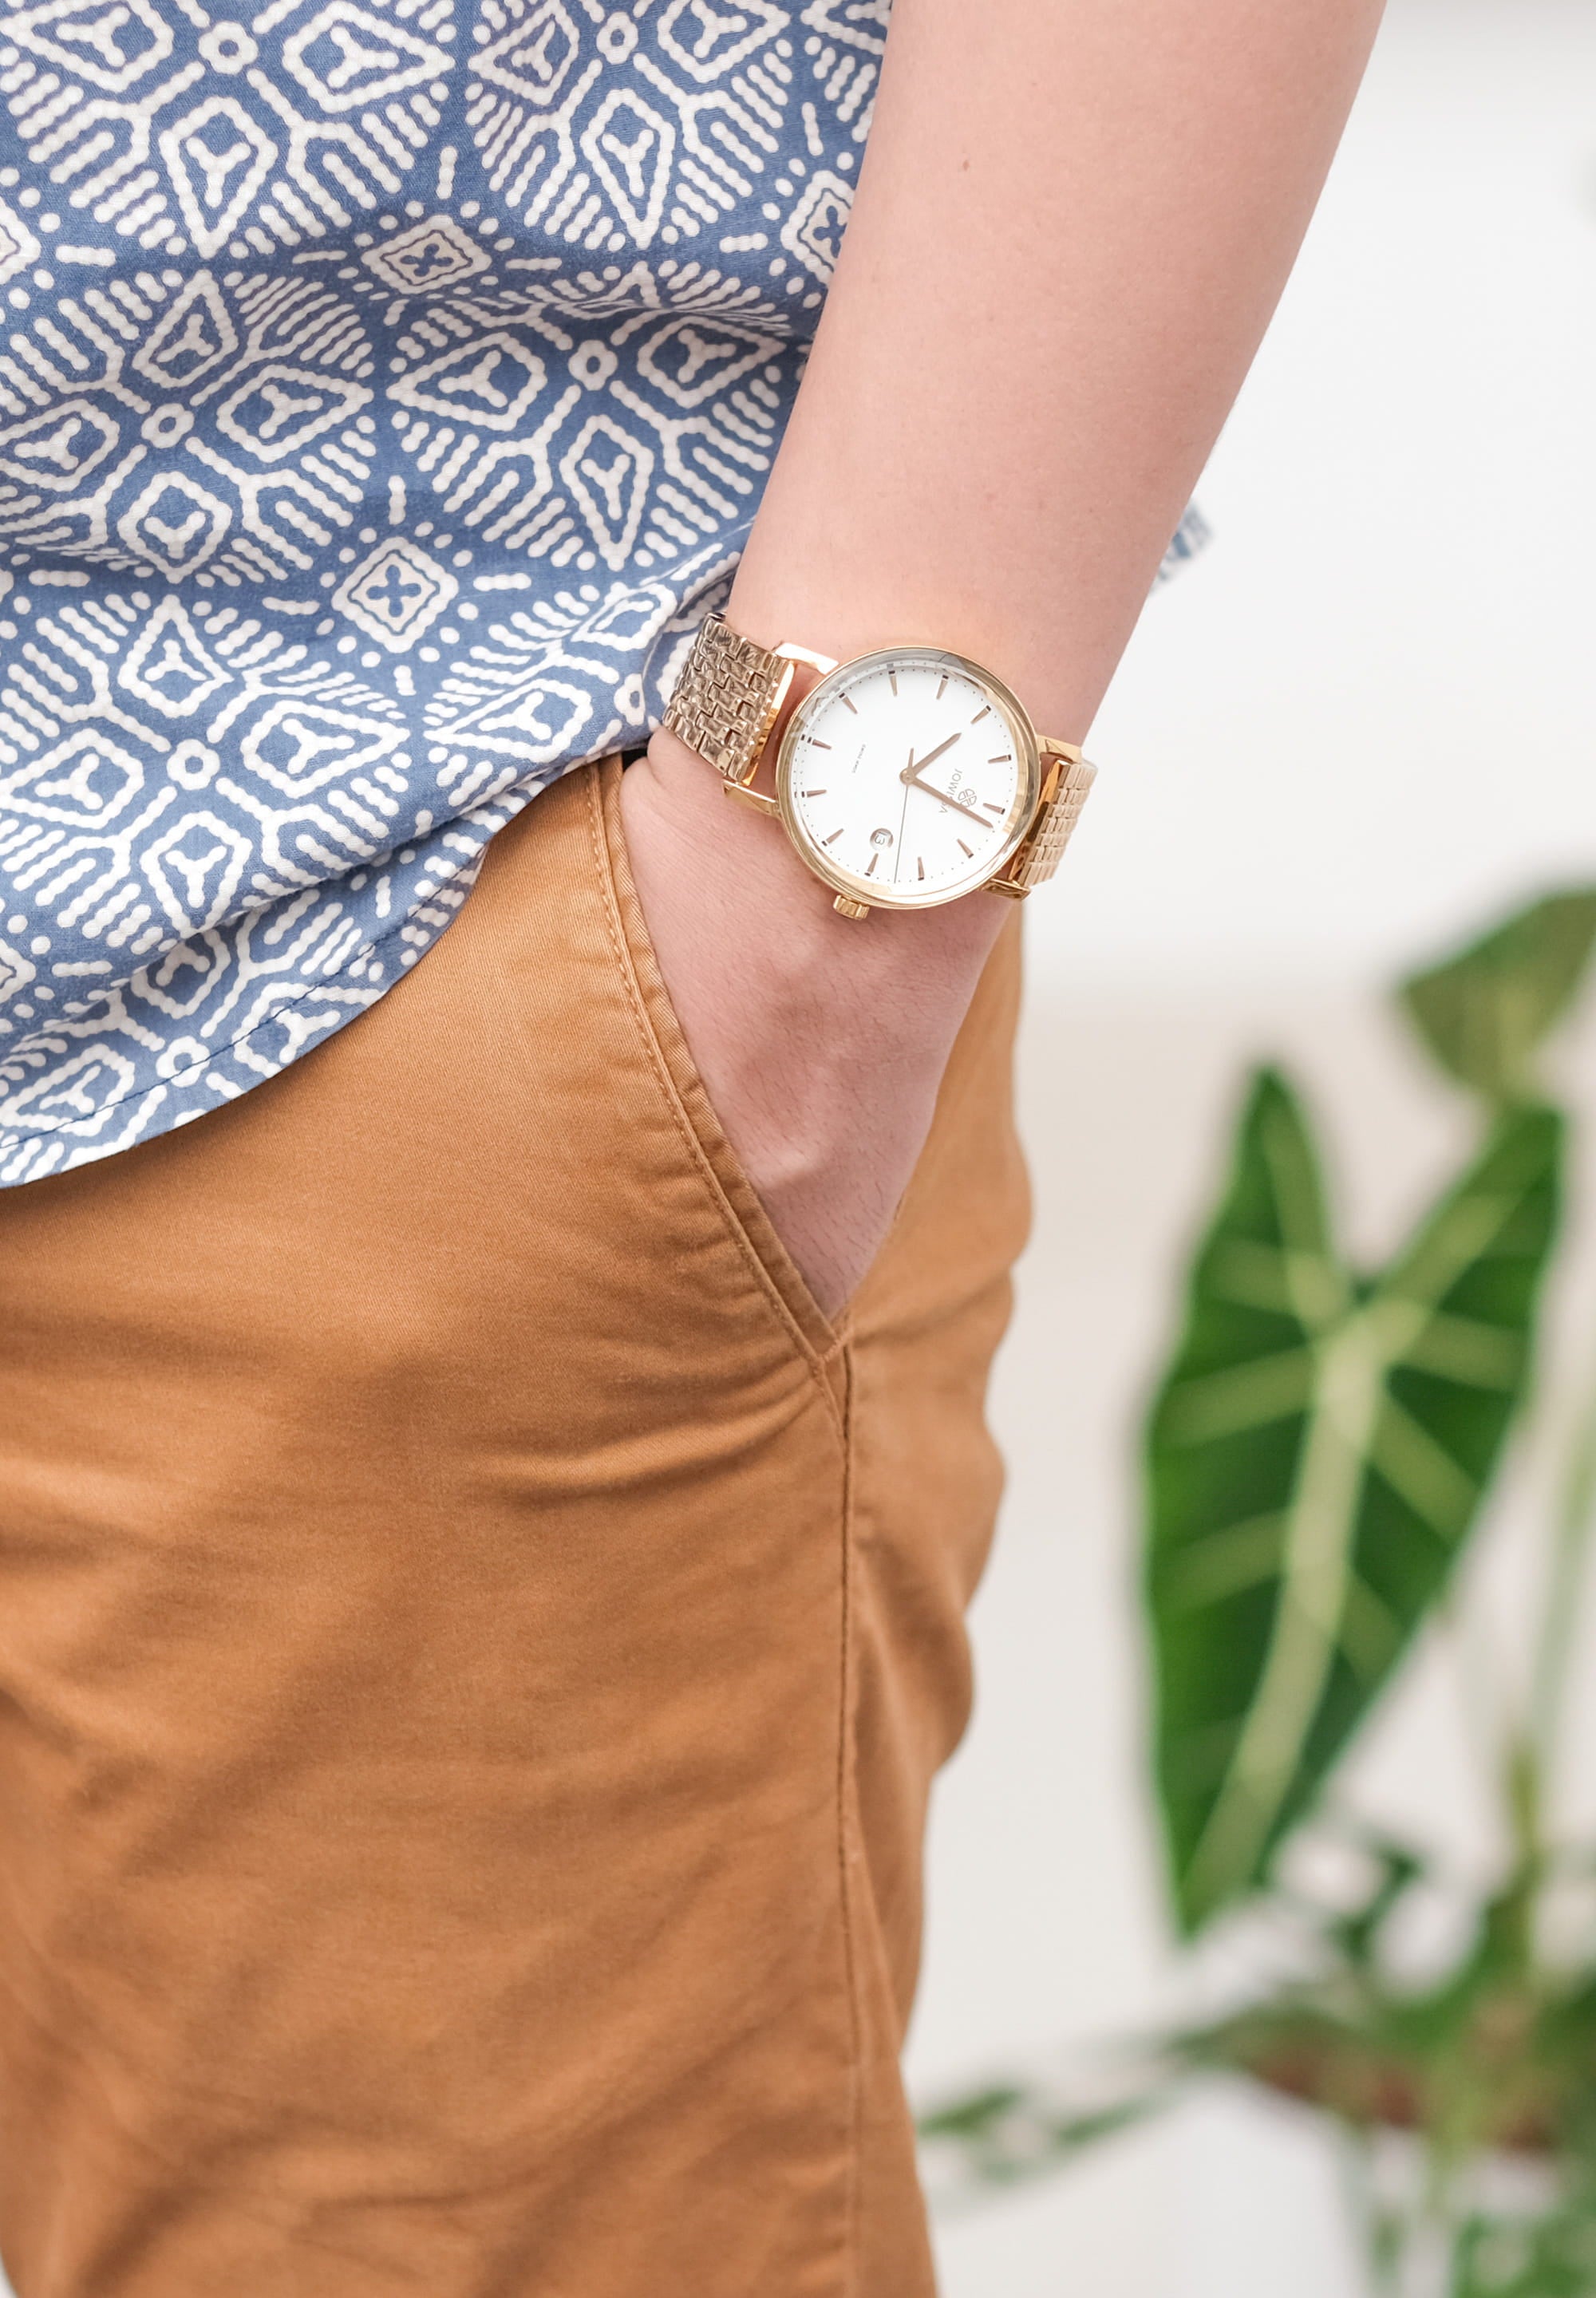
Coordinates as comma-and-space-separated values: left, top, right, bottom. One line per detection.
622, 0, 1387, 1317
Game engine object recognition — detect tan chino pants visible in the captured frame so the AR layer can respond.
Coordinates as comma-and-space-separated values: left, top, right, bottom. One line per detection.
0, 757, 1029, 2296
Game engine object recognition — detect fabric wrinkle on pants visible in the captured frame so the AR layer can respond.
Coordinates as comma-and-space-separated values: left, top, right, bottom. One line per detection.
0, 757, 1029, 2297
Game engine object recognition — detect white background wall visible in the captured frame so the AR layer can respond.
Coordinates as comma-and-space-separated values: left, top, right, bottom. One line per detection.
907, 3, 1596, 2288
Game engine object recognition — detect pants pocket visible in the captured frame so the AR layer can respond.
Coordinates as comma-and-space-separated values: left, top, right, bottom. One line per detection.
587, 753, 846, 1367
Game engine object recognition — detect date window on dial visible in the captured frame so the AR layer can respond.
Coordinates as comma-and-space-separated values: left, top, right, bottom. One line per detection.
870, 827, 895, 849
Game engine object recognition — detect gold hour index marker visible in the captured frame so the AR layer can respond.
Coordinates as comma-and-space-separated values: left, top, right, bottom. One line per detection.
807, 737, 831, 749
982, 800, 1005, 812
916, 856, 926, 881
887, 667, 898, 695
804, 788, 828, 796
839, 693, 858, 714
987, 754, 1009, 765
866, 851, 880, 877
935, 674, 947, 700
970, 705, 990, 724
957, 839, 974, 859
823, 828, 843, 846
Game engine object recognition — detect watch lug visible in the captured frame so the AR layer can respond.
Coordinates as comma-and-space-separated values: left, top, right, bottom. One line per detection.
833, 895, 871, 920
986, 875, 1030, 901
724, 781, 780, 817
776, 642, 839, 676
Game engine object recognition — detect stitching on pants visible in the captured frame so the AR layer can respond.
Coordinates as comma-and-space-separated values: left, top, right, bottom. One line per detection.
584, 767, 846, 1445
835, 1347, 863, 2297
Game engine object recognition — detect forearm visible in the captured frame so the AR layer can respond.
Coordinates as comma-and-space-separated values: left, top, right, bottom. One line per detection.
731, 0, 1385, 748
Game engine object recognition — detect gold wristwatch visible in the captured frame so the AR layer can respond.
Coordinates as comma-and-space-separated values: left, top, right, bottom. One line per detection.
662, 614, 1096, 919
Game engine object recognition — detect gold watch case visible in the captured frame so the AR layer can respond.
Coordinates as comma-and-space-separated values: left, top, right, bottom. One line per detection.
771, 646, 1044, 914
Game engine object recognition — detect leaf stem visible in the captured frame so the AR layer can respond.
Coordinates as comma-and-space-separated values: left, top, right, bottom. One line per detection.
1527, 1357, 1596, 1815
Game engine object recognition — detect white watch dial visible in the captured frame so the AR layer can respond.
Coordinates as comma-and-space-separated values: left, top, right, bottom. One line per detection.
777, 648, 1036, 909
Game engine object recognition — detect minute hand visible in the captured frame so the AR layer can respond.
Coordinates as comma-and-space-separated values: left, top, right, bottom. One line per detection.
899, 770, 990, 830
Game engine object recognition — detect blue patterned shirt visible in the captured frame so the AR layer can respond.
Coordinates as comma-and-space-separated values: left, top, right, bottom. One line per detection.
0, 0, 1202, 1183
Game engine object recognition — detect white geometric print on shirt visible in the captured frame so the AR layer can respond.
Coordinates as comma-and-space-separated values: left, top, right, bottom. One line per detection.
0, 266, 377, 579
0, 0, 456, 260
382, 261, 792, 578
465, 0, 884, 258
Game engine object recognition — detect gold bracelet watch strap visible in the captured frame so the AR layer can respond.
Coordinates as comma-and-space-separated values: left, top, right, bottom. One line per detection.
662, 611, 1096, 894
662, 613, 792, 784
991, 740, 1097, 894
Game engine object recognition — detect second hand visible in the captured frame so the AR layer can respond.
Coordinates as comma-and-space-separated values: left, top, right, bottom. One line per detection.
892, 748, 915, 883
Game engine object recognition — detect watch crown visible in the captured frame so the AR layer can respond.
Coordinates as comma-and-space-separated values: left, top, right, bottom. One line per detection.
833, 895, 871, 921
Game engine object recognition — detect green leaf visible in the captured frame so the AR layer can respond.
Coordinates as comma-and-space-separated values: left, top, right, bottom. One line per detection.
1145, 1070, 1561, 1935
1400, 888, 1596, 1104
1321, 1831, 1428, 1972
917, 2079, 1170, 2204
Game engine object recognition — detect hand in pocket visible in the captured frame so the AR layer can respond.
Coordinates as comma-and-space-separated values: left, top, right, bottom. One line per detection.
618, 735, 1009, 1321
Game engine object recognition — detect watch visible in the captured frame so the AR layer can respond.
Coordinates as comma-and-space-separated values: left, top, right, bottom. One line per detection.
662, 614, 1097, 919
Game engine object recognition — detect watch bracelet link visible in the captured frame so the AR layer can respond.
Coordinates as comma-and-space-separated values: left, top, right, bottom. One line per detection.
661, 614, 789, 784
993, 747, 1097, 892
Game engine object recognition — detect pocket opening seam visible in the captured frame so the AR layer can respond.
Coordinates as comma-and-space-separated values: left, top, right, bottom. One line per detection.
584, 767, 847, 1446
